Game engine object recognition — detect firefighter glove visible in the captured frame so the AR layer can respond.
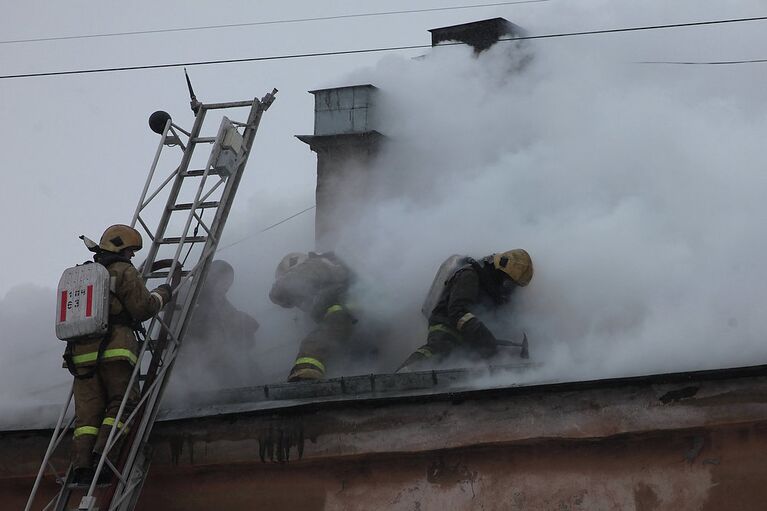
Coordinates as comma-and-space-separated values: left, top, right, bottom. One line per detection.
153, 284, 173, 307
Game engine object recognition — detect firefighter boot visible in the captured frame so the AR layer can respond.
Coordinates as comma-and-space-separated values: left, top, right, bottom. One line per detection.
71, 467, 95, 486
288, 366, 324, 382
287, 355, 326, 382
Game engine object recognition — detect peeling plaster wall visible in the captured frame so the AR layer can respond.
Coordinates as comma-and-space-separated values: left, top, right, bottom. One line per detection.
9, 368, 767, 510
138, 424, 767, 510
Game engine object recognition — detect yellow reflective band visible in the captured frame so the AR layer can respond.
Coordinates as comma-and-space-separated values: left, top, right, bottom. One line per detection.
102, 417, 125, 429
295, 357, 325, 373
456, 313, 476, 331
325, 305, 345, 315
72, 348, 138, 366
415, 347, 433, 358
74, 426, 99, 438
429, 324, 462, 341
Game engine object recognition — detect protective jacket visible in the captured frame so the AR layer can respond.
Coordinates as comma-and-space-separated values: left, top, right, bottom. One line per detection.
269, 253, 350, 322
190, 294, 260, 341
65, 252, 164, 369
427, 261, 506, 357
400, 258, 516, 370
269, 252, 354, 381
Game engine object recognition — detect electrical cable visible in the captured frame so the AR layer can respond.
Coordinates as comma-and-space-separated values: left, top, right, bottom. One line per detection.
1, 15, 766, 80
215, 205, 316, 254
0, 1, 548, 46
180, 210, 203, 268
638, 58, 767, 65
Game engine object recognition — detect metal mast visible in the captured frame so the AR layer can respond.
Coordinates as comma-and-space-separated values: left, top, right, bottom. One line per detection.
25, 87, 277, 511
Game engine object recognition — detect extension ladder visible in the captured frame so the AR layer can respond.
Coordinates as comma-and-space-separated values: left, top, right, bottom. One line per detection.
25, 88, 278, 511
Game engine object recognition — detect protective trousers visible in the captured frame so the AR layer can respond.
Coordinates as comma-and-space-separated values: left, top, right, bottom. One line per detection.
72, 361, 139, 470
290, 305, 355, 379
398, 324, 464, 371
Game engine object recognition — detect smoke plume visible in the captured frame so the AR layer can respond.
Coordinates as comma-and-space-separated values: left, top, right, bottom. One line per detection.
323, 21, 767, 382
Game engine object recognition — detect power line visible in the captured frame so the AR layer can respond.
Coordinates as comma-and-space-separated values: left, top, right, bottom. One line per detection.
0, 1, 548, 46
2, 15, 766, 80
216, 205, 316, 254
638, 58, 767, 65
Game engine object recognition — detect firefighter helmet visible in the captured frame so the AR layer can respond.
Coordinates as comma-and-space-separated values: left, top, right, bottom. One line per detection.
99, 224, 143, 253
492, 249, 533, 286
207, 260, 235, 293
275, 252, 308, 278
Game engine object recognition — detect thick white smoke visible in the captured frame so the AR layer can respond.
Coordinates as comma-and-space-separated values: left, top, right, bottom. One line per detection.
328, 20, 767, 381
0, 285, 69, 428
5, 2, 767, 427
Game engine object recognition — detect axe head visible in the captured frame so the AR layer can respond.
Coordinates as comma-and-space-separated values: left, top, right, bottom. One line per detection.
520, 332, 530, 359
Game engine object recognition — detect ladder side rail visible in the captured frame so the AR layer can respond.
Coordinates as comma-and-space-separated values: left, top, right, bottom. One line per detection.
141, 265, 184, 391
161, 101, 248, 285
161, 148, 223, 283
112, 108, 235, 457
129, 94, 273, 447
46, 415, 77, 478
160, 93, 274, 361
112, 92, 277, 511
83, 330, 154, 501
108, 339, 183, 511
139, 108, 208, 282
24, 384, 74, 511
143, 105, 260, 355
203, 93, 274, 240
104, 105, 239, 509
110, 265, 214, 511
80, 308, 182, 506
130, 118, 172, 229
109, 223, 226, 509
166, 96, 269, 350
78, 309, 188, 510
42, 416, 77, 511
50, 464, 76, 511
112, 97, 272, 511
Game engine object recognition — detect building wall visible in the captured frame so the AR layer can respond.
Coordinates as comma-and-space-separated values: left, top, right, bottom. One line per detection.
10, 367, 767, 511
139, 423, 767, 511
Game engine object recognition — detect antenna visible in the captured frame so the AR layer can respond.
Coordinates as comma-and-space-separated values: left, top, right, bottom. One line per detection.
184, 67, 201, 114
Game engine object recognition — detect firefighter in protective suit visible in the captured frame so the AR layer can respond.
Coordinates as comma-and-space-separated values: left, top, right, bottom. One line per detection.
65, 224, 172, 484
398, 249, 533, 372
183, 260, 260, 385
269, 252, 354, 382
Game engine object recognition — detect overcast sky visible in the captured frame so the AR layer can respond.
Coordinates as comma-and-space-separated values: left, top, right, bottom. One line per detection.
1, 0, 764, 295
2, 0, 767, 426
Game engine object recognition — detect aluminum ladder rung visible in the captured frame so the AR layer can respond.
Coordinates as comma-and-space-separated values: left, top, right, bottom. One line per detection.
157, 236, 207, 244
146, 270, 191, 279
170, 201, 220, 211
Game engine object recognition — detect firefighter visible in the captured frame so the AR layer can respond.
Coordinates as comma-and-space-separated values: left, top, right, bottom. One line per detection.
183, 260, 260, 385
269, 252, 355, 382
65, 224, 172, 485
398, 249, 533, 372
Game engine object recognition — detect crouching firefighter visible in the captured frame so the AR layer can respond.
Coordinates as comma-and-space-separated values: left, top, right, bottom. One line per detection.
397, 249, 533, 372
269, 252, 355, 382
56, 224, 172, 485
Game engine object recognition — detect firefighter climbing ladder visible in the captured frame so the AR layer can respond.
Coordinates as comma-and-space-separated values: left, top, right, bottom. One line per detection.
25, 88, 278, 511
